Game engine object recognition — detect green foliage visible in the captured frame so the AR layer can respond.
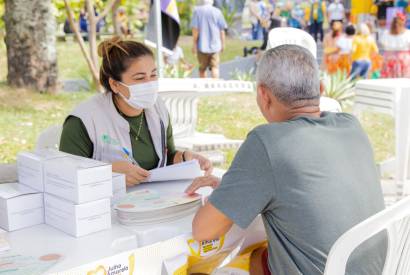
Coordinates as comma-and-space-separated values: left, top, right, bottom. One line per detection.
0, 0, 4, 32
164, 64, 193, 79
220, 2, 237, 29
53, 0, 86, 24
321, 70, 357, 108
231, 68, 255, 82
178, 0, 195, 35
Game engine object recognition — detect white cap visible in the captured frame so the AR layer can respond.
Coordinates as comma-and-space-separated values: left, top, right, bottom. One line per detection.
267, 27, 317, 59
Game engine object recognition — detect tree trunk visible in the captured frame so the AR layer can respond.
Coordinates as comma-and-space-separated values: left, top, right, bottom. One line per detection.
85, 0, 99, 71
112, 0, 121, 36
4, 0, 58, 93
64, 0, 120, 92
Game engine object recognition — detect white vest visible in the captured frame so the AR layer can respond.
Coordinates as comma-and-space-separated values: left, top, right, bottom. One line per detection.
71, 93, 169, 167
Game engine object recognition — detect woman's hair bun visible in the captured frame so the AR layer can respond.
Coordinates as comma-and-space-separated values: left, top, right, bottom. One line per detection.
97, 36, 124, 58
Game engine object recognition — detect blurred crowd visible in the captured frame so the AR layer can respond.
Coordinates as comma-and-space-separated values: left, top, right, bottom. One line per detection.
246, 0, 410, 79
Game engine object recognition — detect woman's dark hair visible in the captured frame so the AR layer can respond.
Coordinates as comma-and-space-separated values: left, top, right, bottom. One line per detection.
390, 16, 405, 35
98, 36, 154, 93
345, 25, 356, 36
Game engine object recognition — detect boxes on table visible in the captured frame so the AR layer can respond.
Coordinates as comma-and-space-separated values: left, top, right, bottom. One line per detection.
44, 155, 113, 204
44, 193, 111, 237
0, 183, 44, 231
17, 150, 68, 192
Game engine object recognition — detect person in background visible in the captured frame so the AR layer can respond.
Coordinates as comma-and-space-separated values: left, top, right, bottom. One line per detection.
287, 7, 303, 29
307, 0, 327, 42
79, 10, 89, 41
336, 24, 356, 74
249, 0, 268, 40
165, 43, 194, 76
376, 0, 394, 28
117, 7, 131, 38
79, 10, 88, 32
323, 21, 343, 74
327, 0, 345, 27
396, 0, 409, 9
244, 7, 282, 57
350, 23, 379, 79
60, 37, 212, 186
380, 13, 410, 78
187, 44, 387, 275
63, 18, 73, 34
191, 0, 227, 78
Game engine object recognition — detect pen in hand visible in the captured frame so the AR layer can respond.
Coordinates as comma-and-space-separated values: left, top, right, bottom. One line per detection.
122, 147, 139, 166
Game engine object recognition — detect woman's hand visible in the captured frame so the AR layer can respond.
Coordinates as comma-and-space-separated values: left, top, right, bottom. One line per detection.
112, 161, 150, 187
185, 175, 221, 195
184, 151, 213, 176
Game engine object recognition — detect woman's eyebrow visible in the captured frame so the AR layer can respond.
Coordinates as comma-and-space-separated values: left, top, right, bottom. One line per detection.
151, 68, 157, 73
132, 72, 146, 77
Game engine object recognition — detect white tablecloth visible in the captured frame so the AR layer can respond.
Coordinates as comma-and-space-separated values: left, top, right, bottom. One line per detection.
3, 178, 215, 274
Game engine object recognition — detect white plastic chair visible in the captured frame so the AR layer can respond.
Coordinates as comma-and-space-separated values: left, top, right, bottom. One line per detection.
267, 27, 317, 58
35, 125, 63, 151
353, 79, 410, 197
324, 196, 410, 275
320, 96, 342, 113
158, 78, 254, 152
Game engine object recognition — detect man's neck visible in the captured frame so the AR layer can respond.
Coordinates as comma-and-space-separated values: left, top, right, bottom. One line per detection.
280, 105, 321, 121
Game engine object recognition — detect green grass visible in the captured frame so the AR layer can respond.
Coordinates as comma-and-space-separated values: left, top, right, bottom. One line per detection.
0, 87, 395, 166
3, 36, 255, 82
0, 84, 89, 163
0, 37, 395, 167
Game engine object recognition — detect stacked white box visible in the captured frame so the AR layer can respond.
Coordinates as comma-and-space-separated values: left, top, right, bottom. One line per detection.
44, 193, 111, 237
16, 150, 68, 192
42, 154, 114, 237
0, 183, 44, 231
14, 150, 115, 237
43, 155, 113, 204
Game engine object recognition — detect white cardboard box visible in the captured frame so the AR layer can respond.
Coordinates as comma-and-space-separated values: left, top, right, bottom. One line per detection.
112, 173, 126, 205
44, 193, 111, 237
17, 150, 68, 192
44, 155, 113, 204
0, 183, 44, 231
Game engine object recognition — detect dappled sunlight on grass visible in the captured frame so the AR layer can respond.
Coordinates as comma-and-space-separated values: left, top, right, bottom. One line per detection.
0, 84, 91, 163
0, 88, 396, 166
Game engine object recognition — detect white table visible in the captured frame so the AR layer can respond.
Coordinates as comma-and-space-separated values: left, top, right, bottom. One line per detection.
3, 178, 215, 274
353, 79, 410, 196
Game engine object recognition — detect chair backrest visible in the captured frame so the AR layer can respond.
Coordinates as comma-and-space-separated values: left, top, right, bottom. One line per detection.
36, 125, 63, 151
320, 96, 342, 113
267, 27, 317, 58
158, 79, 254, 138
324, 196, 410, 275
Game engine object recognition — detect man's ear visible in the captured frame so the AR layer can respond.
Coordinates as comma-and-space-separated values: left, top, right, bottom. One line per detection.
258, 84, 272, 108
320, 81, 325, 96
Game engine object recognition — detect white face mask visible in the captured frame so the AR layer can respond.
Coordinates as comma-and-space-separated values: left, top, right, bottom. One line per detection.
118, 80, 159, 109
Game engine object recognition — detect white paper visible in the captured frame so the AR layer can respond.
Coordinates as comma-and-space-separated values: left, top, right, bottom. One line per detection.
144, 160, 202, 183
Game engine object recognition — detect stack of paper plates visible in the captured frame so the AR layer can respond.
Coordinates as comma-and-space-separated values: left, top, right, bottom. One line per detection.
114, 189, 202, 226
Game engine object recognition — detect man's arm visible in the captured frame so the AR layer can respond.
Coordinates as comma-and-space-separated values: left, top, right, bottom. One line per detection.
192, 201, 233, 242
220, 30, 225, 52
190, 131, 275, 242
192, 27, 199, 54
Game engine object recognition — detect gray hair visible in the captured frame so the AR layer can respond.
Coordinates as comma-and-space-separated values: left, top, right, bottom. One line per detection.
256, 45, 320, 106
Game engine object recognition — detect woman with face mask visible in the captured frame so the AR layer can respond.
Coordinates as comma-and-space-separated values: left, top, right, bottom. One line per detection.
59, 37, 212, 186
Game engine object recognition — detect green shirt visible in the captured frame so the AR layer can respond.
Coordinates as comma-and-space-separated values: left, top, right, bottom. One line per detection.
59, 112, 177, 170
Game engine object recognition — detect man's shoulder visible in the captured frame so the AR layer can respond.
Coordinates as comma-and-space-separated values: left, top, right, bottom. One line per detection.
250, 113, 360, 136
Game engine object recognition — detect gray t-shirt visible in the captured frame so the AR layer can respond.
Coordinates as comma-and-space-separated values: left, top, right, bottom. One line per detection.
209, 112, 386, 275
